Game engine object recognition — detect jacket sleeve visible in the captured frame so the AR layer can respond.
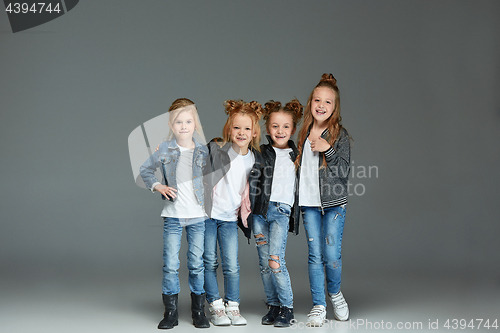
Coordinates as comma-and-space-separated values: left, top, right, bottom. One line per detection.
139, 150, 162, 191
324, 128, 350, 179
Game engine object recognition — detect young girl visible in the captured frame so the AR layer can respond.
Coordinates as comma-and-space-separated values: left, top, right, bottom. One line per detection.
295, 74, 351, 327
203, 100, 263, 326
252, 99, 303, 327
139, 98, 210, 329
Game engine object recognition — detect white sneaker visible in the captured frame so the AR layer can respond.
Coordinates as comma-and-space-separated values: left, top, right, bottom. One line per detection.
330, 291, 349, 321
209, 298, 231, 326
307, 305, 326, 327
225, 301, 247, 326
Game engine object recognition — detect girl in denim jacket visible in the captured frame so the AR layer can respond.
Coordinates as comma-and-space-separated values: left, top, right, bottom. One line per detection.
251, 99, 303, 327
203, 100, 263, 326
139, 99, 210, 329
295, 74, 351, 327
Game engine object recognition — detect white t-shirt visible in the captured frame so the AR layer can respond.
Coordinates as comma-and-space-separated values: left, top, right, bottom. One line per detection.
269, 147, 295, 207
211, 147, 255, 221
161, 145, 206, 219
299, 139, 321, 207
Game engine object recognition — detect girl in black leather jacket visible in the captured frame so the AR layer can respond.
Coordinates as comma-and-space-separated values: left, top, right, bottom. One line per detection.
252, 99, 303, 327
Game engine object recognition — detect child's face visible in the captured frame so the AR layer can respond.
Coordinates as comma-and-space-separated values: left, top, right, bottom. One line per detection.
310, 86, 336, 124
267, 111, 294, 149
230, 114, 256, 150
171, 110, 195, 141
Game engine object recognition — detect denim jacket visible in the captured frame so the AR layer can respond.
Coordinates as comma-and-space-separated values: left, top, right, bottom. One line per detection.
297, 127, 351, 210
139, 138, 209, 207
252, 136, 300, 235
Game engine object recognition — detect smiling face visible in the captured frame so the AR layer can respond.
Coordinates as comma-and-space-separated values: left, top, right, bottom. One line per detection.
171, 110, 195, 141
267, 111, 295, 149
310, 86, 336, 126
230, 114, 256, 154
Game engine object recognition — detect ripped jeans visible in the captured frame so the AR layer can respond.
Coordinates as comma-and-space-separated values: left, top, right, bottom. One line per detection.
253, 202, 293, 308
301, 205, 346, 307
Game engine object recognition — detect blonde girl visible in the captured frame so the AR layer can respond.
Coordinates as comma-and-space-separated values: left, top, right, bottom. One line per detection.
139, 98, 210, 329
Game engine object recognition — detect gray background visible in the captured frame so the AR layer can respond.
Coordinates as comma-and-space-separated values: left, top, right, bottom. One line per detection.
1, 1, 499, 332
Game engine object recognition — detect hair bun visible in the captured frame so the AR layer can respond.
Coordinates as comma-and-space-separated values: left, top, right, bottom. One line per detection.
223, 100, 240, 115
247, 101, 263, 118
223, 99, 262, 119
285, 99, 302, 114
320, 73, 337, 85
263, 100, 281, 121
285, 99, 303, 120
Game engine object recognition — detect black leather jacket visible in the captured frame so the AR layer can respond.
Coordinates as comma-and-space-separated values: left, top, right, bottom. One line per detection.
252, 136, 300, 235
203, 138, 263, 239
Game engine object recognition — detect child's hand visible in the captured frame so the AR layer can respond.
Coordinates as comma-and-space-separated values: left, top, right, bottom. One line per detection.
154, 144, 160, 152
310, 137, 331, 152
154, 184, 177, 199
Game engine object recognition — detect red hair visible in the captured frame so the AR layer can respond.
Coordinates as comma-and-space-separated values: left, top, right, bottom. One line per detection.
221, 100, 263, 152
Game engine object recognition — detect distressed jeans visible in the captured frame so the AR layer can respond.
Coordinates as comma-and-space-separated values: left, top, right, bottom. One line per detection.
203, 218, 240, 304
162, 217, 205, 295
253, 202, 294, 308
301, 205, 346, 307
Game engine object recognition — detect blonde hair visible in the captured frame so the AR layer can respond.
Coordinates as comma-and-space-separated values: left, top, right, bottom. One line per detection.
166, 98, 203, 141
221, 100, 263, 152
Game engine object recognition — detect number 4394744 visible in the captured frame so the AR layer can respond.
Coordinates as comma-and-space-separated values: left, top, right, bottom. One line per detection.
444, 319, 498, 330
5, 3, 61, 14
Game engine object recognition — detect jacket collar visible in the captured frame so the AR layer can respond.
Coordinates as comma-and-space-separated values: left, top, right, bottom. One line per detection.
265, 135, 298, 150
167, 137, 204, 150
306, 124, 330, 139
264, 135, 298, 158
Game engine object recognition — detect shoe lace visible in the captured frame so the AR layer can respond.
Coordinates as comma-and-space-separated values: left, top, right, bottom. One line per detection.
227, 308, 241, 317
213, 309, 226, 317
277, 307, 285, 316
332, 295, 347, 309
307, 307, 325, 318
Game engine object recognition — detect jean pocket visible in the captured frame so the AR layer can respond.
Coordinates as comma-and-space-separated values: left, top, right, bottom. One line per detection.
338, 204, 347, 217
277, 204, 291, 217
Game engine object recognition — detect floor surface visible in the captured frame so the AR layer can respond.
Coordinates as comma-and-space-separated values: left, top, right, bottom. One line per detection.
2, 269, 499, 332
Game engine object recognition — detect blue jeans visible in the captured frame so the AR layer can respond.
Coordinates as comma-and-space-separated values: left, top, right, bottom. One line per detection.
301, 205, 346, 307
203, 219, 240, 304
162, 217, 205, 296
253, 202, 294, 308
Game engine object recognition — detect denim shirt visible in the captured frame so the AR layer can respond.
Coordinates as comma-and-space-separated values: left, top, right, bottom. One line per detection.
139, 138, 208, 207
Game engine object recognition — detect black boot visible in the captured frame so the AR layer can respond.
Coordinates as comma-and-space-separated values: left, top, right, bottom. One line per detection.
274, 306, 294, 328
158, 294, 178, 329
191, 293, 210, 328
261, 304, 281, 325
